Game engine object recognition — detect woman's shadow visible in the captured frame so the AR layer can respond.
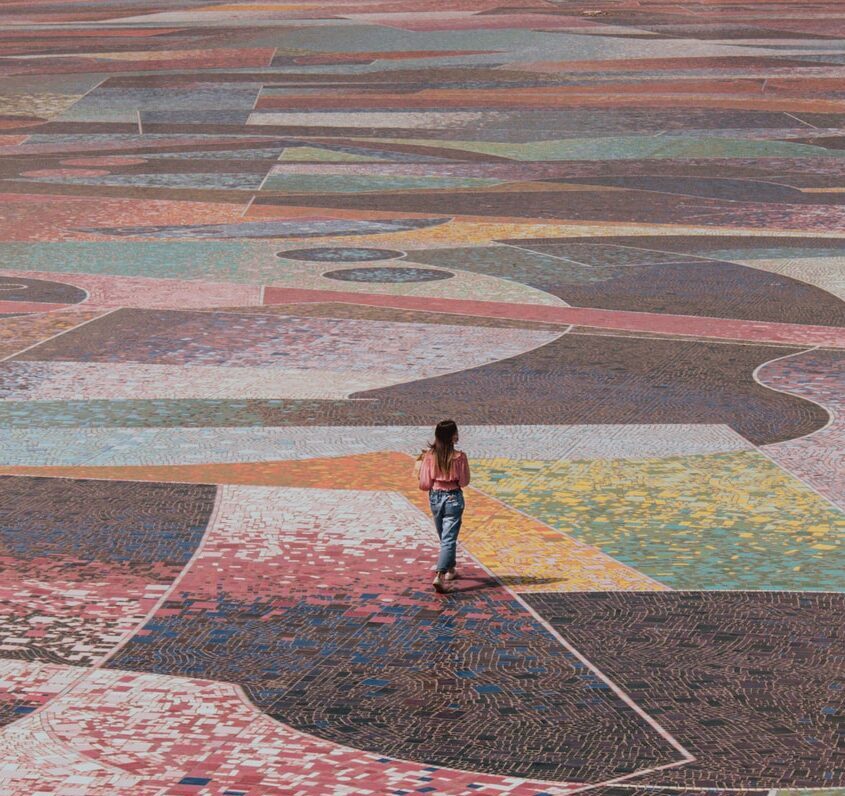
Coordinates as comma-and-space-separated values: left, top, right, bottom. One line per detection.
444, 575, 561, 593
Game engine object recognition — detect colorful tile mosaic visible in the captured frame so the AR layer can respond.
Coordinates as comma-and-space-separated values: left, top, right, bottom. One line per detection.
0, 660, 578, 795
0, 454, 665, 594
472, 451, 845, 591
0, 476, 216, 664
0, 0, 844, 791
105, 483, 679, 782
526, 592, 845, 789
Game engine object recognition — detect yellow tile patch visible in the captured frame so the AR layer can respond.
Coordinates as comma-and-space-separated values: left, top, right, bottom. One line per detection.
472, 451, 845, 591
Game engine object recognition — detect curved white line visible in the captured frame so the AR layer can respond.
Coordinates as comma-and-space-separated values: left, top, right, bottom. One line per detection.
38, 710, 134, 778
93, 483, 223, 670
227, 680, 582, 790
0, 482, 224, 734
498, 235, 845, 316
752, 345, 835, 441
344, 324, 572, 399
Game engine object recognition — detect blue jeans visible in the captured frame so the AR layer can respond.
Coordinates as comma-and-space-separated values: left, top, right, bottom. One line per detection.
429, 489, 464, 573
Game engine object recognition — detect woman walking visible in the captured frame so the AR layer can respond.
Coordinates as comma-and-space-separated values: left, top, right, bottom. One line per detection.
416, 419, 470, 593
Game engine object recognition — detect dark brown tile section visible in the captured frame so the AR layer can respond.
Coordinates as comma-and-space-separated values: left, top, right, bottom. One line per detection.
351, 333, 828, 446
525, 592, 845, 789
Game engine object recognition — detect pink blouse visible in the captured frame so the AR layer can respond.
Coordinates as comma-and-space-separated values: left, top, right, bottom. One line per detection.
418, 451, 470, 492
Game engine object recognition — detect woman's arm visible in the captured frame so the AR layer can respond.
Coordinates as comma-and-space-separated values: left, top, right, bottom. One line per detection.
457, 453, 470, 488
418, 454, 434, 491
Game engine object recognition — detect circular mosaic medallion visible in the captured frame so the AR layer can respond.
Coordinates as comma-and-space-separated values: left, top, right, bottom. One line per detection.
278, 247, 404, 262
0, 276, 87, 316
323, 267, 454, 283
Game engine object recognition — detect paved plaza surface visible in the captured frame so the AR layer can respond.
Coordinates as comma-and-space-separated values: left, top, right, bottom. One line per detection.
0, 0, 844, 793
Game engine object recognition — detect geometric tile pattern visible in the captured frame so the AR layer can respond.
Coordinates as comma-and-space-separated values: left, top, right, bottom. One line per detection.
105, 485, 681, 783
0, 660, 579, 795
0, 334, 829, 444
1, 308, 558, 399
0, 454, 663, 593
1, 0, 844, 791
472, 452, 845, 591
526, 592, 845, 789
0, 476, 216, 664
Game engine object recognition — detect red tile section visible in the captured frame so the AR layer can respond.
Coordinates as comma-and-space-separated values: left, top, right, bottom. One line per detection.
262, 286, 845, 348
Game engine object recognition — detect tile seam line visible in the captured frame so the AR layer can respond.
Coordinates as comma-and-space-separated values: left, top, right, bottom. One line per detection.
37, 707, 137, 779
58, 75, 110, 111
497, 241, 708, 269
93, 483, 225, 671
753, 340, 845, 502
189, 304, 563, 330
568, 329, 813, 349
579, 237, 845, 302
753, 443, 845, 515
343, 324, 572, 400
0, 134, 285, 160
783, 111, 818, 129
0, 307, 118, 363
172, 306, 811, 347
532, 176, 822, 207
0, 300, 90, 315
0, 268, 255, 290
753, 345, 835, 439
523, 233, 832, 273
397, 493, 695, 776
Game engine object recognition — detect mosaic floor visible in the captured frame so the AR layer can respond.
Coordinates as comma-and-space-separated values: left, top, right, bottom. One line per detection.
0, 0, 843, 794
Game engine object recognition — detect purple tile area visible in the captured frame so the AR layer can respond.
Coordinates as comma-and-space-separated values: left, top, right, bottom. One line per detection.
354, 334, 829, 446
410, 245, 845, 326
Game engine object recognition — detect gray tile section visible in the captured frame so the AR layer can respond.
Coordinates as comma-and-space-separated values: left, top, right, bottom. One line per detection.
0, 424, 752, 467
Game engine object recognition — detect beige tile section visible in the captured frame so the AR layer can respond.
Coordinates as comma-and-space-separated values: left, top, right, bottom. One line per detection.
735, 257, 845, 300
267, 258, 566, 305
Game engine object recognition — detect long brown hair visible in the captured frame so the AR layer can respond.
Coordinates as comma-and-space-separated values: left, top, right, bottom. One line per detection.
429, 419, 458, 477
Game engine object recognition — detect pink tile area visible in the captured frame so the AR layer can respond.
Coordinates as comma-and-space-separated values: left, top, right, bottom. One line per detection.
0, 660, 576, 795
0, 556, 171, 665
150, 484, 495, 606
758, 349, 845, 510
263, 286, 845, 348
0, 271, 262, 310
